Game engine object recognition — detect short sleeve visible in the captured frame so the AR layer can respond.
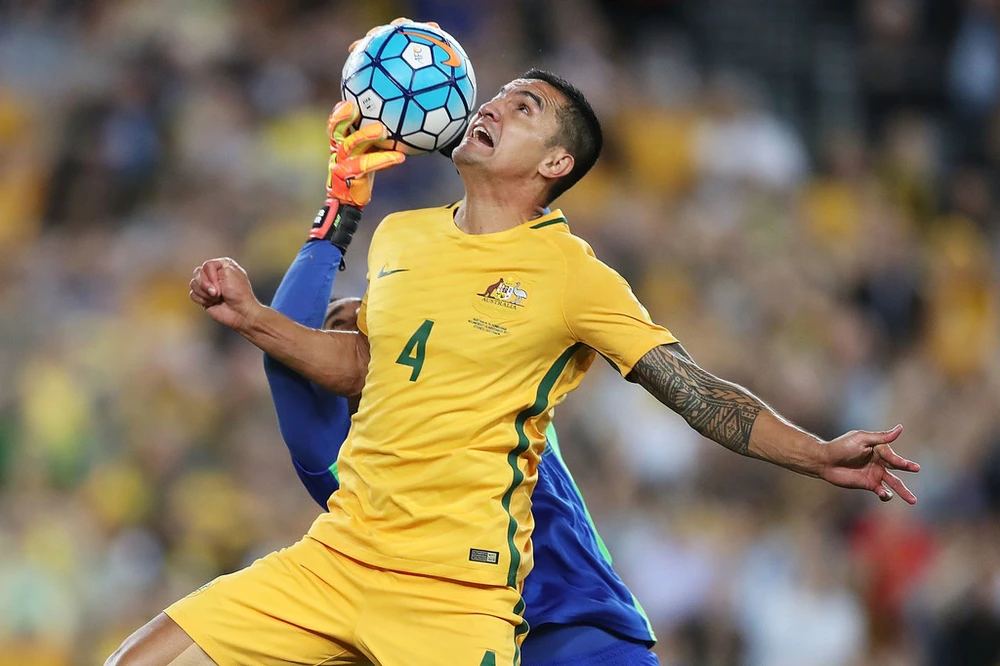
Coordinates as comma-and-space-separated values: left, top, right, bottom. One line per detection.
356, 288, 369, 336
357, 214, 390, 337
563, 250, 677, 376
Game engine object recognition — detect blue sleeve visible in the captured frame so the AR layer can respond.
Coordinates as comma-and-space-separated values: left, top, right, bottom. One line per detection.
264, 240, 351, 509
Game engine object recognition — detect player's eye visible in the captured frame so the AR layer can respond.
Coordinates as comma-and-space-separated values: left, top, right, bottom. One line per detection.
518, 103, 529, 113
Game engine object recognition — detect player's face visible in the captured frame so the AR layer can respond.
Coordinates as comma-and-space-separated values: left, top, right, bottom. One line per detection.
323, 297, 362, 332
452, 79, 572, 182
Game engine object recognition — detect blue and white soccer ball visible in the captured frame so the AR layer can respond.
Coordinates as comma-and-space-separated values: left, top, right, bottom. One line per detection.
341, 20, 477, 155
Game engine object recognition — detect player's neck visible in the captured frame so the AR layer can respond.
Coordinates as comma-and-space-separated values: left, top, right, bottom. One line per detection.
454, 192, 545, 235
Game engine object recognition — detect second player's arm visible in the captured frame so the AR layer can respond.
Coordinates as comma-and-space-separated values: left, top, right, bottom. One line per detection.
626, 343, 919, 502
263, 240, 355, 507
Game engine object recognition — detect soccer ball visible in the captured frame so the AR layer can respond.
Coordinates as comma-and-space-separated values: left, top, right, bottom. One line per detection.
341, 20, 477, 155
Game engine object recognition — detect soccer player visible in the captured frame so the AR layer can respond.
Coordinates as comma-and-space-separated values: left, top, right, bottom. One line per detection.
111, 69, 919, 666
265, 239, 660, 664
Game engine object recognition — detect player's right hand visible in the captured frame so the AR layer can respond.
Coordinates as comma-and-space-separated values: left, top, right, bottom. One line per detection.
189, 257, 261, 332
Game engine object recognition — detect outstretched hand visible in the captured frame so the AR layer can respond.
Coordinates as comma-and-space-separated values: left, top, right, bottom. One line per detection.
819, 425, 920, 504
189, 257, 261, 332
324, 100, 406, 210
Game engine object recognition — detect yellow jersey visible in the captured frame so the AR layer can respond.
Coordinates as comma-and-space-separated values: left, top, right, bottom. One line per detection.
308, 205, 677, 587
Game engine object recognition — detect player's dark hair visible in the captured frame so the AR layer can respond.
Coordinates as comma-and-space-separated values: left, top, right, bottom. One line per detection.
324, 294, 361, 331
521, 68, 603, 204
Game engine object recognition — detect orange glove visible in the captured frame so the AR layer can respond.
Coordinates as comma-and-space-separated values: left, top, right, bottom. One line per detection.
310, 100, 405, 249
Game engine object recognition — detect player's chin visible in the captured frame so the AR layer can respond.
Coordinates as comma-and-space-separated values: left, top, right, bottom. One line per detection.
451, 140, 475, 163
452, 140, 491, 166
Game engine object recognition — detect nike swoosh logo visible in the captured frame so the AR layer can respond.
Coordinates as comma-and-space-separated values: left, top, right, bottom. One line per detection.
400, 31, 462, 67
377, 266, 410, 278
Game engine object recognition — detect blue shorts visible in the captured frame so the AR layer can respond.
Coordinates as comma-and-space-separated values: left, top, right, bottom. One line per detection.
522, 624, 659, 666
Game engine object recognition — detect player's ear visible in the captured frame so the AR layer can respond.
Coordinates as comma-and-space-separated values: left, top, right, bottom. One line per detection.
539, 148, 574, 181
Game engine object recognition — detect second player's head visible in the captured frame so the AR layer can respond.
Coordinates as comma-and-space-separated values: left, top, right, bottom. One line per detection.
324, 296, 363, 333
452, 69, 602, 207
324, 296, 363, 414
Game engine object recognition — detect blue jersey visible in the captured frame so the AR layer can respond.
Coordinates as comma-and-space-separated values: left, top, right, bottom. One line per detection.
265, 239, 656, 649
527, 426, 655, 644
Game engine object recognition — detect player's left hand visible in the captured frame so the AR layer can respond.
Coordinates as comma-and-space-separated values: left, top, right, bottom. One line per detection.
325, 100, 406, 210
818, 424, 920, 504
310, 101, 406, 247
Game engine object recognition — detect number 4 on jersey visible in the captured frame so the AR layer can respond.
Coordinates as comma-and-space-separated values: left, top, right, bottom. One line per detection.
396, 320, 434, 381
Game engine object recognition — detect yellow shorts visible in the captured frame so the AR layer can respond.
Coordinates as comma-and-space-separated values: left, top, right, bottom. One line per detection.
165, 535, 526, 666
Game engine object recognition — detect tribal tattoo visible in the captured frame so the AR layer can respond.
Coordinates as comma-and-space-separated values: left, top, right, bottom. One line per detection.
627, 343, 764, 455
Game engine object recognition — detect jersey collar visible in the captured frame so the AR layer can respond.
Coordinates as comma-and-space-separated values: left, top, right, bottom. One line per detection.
446, 203, 569, 232
527, 208, 568, 231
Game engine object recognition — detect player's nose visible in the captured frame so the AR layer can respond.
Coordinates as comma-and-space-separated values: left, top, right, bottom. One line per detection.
477, 99, 500, 122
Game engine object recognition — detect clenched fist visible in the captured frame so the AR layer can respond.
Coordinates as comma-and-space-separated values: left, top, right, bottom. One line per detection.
189, 257, 261, 332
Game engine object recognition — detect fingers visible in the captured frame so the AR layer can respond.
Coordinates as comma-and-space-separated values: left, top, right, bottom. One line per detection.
878, 444, 921, 473
190, 264, 220, 307
189, 258, 239, 307
869, 424, 903, 444
340, 121, 389, 157
882, 470, 917, 505
349, 18, 432, 53
866, 424, 919, 473
329, 100, 358, 125
189, 269, 217, 307
351, 22, 395, 50
874, 482, 893, 502
334, 150, 406, 179
328, 101, 360, 143
216, 256, 247, 283
365, 150, 406, 173
202, 260, 223, 297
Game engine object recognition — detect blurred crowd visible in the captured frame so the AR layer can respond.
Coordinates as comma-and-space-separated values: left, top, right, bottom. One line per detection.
1, 0, 999, 664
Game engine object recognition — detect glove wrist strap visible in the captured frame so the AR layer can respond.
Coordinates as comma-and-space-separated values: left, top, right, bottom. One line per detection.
310, 200, 363, 250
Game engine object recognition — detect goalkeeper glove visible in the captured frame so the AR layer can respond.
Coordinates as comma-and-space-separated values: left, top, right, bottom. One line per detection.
310, 100, 405, 253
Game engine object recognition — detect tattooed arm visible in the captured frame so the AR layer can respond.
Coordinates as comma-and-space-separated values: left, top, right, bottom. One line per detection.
626, 343, 921, 502
626, 343, 819, 472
